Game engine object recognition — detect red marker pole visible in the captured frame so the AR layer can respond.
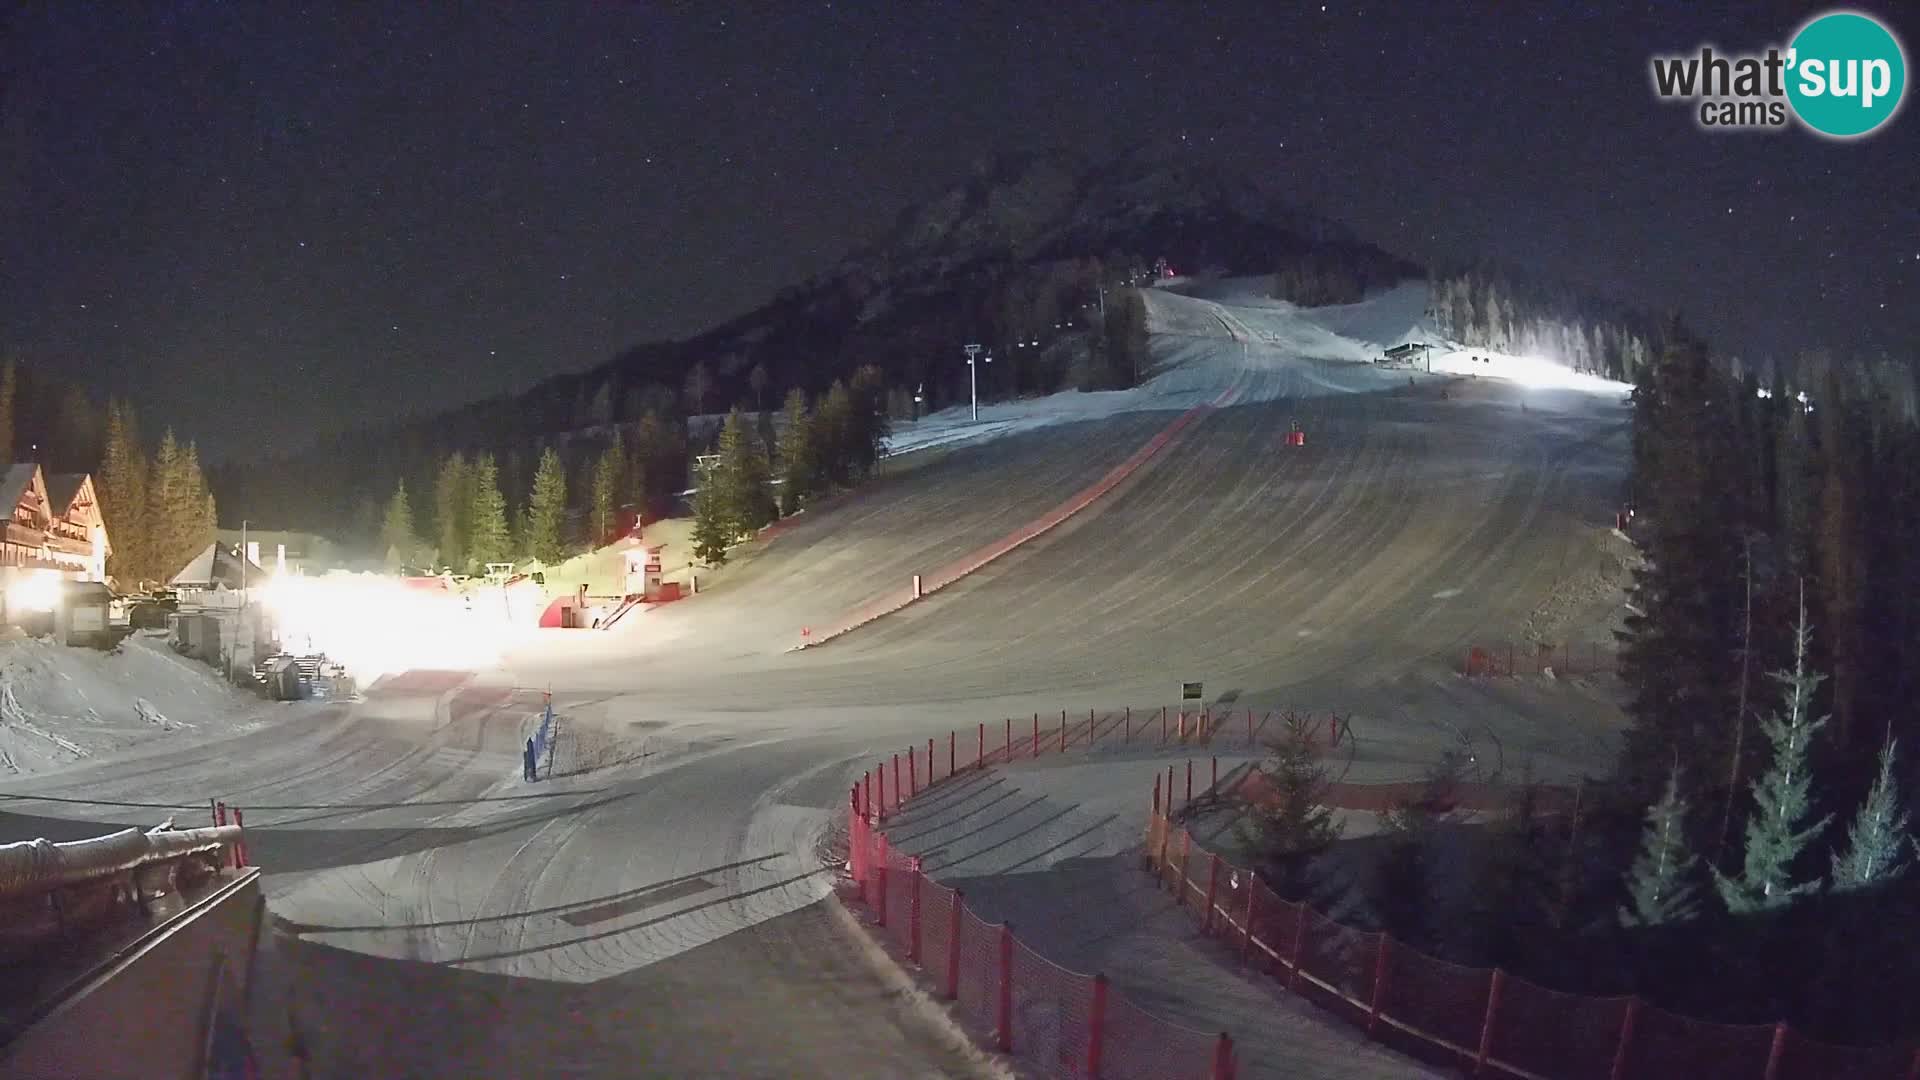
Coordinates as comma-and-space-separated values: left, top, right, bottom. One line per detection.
978, 722, 985, 769
948, 731, 955, 780
928, 737, 935, 784
1031, 713, 1039, 759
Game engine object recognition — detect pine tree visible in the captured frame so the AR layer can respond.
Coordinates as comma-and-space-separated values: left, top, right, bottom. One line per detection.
591, 433, 625, 544
715, 408, 775, 534
525, 447, 569, 564
1235, 713, 1342, 900
814, 380, 854, 488
777, 389, 813, 516
847, 365, 891, 481
1714, 593, 1834, 914
467, 453, 510, 569
690, 462, 731, 566
749, 362, 769, 413
98, 400, 149, 584
1616, 331, 1746, 802
0, 358, 15, 462
1619, 767, 1703, 927
1830, 739, 1913, 892
433, 452, 470, 573
147, 430, 185, 581
381, 480, 417, 570
683, 361, 712, 417
177, 441, 217, 563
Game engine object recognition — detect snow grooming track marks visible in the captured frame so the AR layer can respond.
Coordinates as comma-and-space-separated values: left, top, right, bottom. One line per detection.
800, 377, 1248, 649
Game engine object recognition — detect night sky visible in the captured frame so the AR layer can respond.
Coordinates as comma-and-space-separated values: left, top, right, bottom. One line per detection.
4, 1, 1915, 459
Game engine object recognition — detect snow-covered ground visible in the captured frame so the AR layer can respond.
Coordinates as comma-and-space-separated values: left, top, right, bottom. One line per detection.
0, 631, 286, 775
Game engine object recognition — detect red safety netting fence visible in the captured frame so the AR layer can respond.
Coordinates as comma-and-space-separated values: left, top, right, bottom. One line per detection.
1143, 797, 1920, 1080
847, 756, 1237, 1078
1463, 641, 1616, 678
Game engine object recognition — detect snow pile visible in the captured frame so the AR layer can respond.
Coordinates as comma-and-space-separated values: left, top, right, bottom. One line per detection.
0, 633, 275, 775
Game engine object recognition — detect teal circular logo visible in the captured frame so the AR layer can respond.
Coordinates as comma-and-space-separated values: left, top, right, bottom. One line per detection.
1787, 12, 1906, 137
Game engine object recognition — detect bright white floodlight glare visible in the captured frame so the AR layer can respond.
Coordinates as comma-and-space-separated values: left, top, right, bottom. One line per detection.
6, 571, 61, 612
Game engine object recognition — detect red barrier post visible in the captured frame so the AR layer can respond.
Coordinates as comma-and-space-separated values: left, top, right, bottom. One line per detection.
1210, 1033, 1234, 1080
929, 737, 935, 784
1087, 973, 1110, 1078
946, 890, 964, 1000
909, 868, 923, 963
1060, 709, 1067, 752
1609, 997, 1640, 1080
216, 800, 227, 827
1202, 853, 1221, 933
909, 747, 917, 797
1032, 713, 1039, 759
1167, 764, 1175, 812
997, 923, 1015, 1053
978, 722, 985, 769
1005, 716, 1012, 761
1475, 969, 1506, 1077
866, 770, 875, 820
878, 761, 887, 819
1368, 935, 1391, 1037
949, 731, 955, 779
1763, 1022, 1788, 1080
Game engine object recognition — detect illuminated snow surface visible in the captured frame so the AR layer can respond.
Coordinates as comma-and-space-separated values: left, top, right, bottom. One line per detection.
1, 281, 1633, 1078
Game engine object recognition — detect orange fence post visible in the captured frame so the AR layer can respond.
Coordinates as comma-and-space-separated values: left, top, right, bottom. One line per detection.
1210, 1032, 1234, 1080
877, 762, 887, 819
1609, 997, 1640, 1080
1368, 935, 1391, 1037
1087, 973, 1110, 1078
1763, 1022, 1788, 1080
893, 754, 901, 807
1167, 764, 1175, 813
1202, 854, 1221, 934
946, 890, 964, 1000
1474, 969, 1505, 1077
997, 923, 1015, 1053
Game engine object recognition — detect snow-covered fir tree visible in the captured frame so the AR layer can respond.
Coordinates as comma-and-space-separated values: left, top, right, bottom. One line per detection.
1830, 738, 1913, 892
1714, 594, 1833, 914
1619, 767, 1701, 927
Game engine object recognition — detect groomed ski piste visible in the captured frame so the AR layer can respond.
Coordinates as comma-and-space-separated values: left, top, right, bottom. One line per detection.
0, 278, 1635, 1077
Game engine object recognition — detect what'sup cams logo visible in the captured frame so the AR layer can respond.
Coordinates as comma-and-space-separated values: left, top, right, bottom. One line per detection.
1651, 10, 1906, 138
